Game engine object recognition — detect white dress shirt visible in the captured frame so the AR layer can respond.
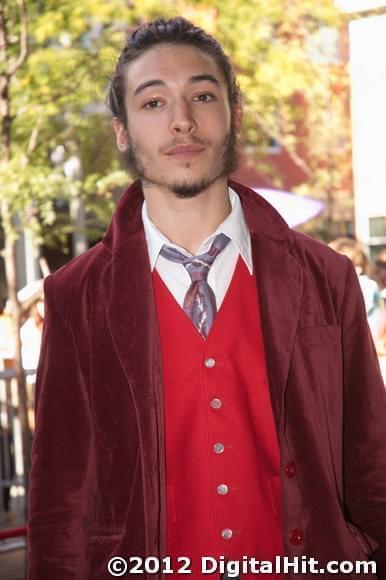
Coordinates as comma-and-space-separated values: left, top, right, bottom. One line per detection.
142, 187, 253, 310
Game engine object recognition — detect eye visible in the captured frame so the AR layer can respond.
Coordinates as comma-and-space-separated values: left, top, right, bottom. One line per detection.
193, 93, 216, 103
143, 99, 162, 109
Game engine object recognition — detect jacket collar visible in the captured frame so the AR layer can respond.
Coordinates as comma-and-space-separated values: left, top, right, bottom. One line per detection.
102, 178, 294, 255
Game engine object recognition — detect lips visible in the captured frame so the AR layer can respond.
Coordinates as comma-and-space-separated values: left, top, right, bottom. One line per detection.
165, 143, 205, 158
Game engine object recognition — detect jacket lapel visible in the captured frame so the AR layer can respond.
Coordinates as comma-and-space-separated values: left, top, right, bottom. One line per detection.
251, 232, 303, 433
101, 181, 166, 553
101, 181, 161, 410
102, 230, 161, 403
232, 180, 303, 433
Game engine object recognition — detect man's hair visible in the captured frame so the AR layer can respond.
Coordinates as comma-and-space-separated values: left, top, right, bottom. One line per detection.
108, 17, 240, 125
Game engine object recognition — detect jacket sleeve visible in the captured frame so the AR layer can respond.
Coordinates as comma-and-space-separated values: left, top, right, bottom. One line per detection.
341, 261, 386, 574
28, 274, 93, 579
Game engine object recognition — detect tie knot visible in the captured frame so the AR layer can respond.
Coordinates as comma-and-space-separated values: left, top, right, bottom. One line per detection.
160, 233, 230, 283
184, 258, 211, 281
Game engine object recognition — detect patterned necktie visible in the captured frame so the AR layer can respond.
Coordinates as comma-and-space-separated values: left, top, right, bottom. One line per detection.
159, 233, 230, 338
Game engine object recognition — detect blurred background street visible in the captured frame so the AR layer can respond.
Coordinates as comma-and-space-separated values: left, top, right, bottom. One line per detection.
0, 496, 27, 579
0, 543, 27, 580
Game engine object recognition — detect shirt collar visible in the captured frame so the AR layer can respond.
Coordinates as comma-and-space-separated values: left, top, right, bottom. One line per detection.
142, 186, 253, 274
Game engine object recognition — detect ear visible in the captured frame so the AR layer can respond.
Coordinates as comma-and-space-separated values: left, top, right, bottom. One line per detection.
232, 102, 243, 136
112, 117, 129, 152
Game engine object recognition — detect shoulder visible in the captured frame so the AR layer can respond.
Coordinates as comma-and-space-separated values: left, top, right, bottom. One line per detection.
43, 242, 111, 323
291, 229, 351, 276
233, 179, 355, 311
51, 240, 110, 282
290, 230, 363, 323
232, 179, 352, 281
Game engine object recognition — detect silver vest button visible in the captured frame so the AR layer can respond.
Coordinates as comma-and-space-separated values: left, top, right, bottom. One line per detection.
221, 528, 233, 540
204, 357, 216, 368
213, 442, 225, 454
210, 398, 222, 409
217, 484, 229, 495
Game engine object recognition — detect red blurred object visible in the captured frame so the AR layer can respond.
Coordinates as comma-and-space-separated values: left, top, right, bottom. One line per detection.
0, 526, 27, 541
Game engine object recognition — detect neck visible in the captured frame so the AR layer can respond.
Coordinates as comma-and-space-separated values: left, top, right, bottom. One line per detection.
143, 177, 231, 254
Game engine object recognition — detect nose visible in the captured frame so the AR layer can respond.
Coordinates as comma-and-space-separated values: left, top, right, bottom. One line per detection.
170, 97, 196, 134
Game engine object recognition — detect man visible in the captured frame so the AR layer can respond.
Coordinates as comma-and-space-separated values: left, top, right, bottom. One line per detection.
28, 17, 386, 579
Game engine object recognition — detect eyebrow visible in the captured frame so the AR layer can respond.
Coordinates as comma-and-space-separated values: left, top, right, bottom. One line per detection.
133, 74, 221, 97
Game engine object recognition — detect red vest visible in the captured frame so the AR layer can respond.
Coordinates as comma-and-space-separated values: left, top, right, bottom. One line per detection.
153, 258, 283, 577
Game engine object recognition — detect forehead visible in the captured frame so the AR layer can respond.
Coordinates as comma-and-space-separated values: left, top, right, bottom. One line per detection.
124, 43, 227, 95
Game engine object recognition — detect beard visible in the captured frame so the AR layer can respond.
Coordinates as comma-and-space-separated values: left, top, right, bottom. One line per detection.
121, 120, 239, 199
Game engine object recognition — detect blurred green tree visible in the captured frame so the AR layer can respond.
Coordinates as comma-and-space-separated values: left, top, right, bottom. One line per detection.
0, 0, 135, 503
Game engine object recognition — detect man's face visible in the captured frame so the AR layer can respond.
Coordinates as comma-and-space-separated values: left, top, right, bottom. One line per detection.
112, 43, 241, 198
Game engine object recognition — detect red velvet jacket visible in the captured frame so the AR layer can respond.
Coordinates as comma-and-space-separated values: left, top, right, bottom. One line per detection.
28, 180, 386, 579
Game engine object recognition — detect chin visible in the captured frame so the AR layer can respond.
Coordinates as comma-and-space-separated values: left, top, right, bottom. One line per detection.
169, 173, 224, 199
172, 185, 206, 199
